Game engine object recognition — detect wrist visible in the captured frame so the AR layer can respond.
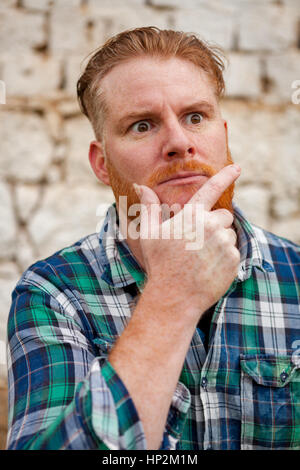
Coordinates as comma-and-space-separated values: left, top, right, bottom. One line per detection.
142, 277, 202, 327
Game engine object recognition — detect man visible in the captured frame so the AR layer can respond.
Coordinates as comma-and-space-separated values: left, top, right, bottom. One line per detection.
7, 27, 300, 450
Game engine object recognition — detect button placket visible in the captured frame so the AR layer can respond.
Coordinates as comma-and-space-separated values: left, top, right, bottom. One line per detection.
201, 376, 208, 389
280, 371, 289, 383
200, 374, 211, 450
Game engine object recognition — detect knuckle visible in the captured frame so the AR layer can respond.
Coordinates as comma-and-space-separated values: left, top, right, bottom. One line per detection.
228, 227, 237, 242
215, 208, 230, 217
222, 208, 234, 221
216, 208, 234, 225
205, 216, 218, 234
214, 228, 227, 245
214, 228, 237, 248
230, 247, 240, 264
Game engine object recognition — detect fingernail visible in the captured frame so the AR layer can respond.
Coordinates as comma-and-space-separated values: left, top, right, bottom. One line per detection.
133, 183, 142, 198
232, 164, 241, 173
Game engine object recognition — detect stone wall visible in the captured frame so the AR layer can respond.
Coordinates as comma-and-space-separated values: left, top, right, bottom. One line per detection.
0, 0, 299, 449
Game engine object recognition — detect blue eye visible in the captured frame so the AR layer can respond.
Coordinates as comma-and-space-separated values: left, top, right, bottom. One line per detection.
132, 121, 152, 133
185, 113, 203, 125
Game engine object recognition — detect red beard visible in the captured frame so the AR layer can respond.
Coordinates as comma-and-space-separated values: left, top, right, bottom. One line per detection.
106, 148, 235, 222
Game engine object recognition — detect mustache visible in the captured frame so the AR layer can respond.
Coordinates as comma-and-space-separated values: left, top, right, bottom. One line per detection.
145, 160, 217, 187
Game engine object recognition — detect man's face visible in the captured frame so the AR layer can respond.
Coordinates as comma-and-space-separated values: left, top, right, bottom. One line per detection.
93, 56, 234, 215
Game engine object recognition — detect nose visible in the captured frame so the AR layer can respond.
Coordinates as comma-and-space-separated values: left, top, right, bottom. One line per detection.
162, 120, 196, 160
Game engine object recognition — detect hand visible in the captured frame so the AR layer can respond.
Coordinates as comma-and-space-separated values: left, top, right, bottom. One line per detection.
134, 164, 241, 317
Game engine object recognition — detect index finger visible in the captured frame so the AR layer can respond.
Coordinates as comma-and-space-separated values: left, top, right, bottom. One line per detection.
188, 164, 241, 210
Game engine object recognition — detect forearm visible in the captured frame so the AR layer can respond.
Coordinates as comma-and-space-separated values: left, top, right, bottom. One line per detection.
108, 278, 201, 450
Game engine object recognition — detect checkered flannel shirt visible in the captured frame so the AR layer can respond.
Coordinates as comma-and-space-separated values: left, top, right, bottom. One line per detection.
6, 202, 300, 450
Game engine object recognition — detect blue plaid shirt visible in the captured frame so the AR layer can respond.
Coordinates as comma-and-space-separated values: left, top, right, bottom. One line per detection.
7, 203, 300, 449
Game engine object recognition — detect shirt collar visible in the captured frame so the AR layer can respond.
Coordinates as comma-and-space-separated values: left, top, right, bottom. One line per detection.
99, 201, 274, 288
233, 202, 274, 281
99, 203, 146, 291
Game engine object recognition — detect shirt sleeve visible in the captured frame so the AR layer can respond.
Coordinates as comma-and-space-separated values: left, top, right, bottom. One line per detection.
7, 275, 191, 450
6, 278, 147, 450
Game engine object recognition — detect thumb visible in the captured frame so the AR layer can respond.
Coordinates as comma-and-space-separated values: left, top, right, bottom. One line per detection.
133, 183, 162, 237
133, 183, 160, 205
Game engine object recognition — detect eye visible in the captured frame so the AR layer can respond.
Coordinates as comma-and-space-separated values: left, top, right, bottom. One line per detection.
185, 113, 203, 125
132, 120, 152, 133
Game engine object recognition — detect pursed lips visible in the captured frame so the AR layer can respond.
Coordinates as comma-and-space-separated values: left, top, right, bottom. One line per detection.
158, 172, 209, 185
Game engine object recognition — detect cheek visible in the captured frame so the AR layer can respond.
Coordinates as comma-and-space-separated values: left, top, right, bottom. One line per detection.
121, 136, 156, 161
199, 129, 227, 165
108, 140, 154, 178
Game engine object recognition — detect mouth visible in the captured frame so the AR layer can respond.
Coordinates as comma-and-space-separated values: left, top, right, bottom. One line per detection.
158, 172, 209, 186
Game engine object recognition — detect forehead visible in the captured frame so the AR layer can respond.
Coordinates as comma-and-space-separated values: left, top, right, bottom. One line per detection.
100, 56, 218, 119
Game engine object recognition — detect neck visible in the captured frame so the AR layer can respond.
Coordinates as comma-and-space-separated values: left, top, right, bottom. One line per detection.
117, 205, 147, 271
126, 236, 146, 271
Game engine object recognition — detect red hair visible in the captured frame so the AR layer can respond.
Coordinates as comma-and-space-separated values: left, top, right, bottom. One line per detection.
77, 26, 226, 138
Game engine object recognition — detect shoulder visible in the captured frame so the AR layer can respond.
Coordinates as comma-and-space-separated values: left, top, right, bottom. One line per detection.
15, 232, 106, 294
253, 223, 300, 264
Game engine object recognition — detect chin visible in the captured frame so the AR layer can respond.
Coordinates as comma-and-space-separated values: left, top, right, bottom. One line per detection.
156, 184, 201, 209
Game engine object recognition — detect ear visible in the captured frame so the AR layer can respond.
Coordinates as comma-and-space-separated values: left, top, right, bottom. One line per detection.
89, 140, 111, 186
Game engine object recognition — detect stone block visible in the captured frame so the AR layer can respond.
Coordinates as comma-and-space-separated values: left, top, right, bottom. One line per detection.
1, 0, 16, 6
0, 262, 20, 342
2, 53, 61, 97
0, 8, 46, 54
0, 340, 6, 370
51, 5, 170, 61
44, 110, 64, 142
272, 189, 299, 219
172, 7, 235, 50
0, 182, 17, 259
15, 184, 41, 223
23, 0, 53, 10
223, 102, 300, 216
49, 2, 92, 57
0, 261, 19, 278
221, 102, 279, 186
65, 55, 87, 98
90, 7, 171, 48
57, 100, 81, 117
265, 52, 300, 103
270, 107, 300, 195
46, 164, 63, 184
238, 4, 296, 51
271, 217, 300, 245
28, 183, 114, 259
89, 0, 145, 6
0, 111, 53, 183
64, 116, 96, 183
29, 183, 114, 257
234, 185, 270, 229
148, 0, 204, 7
224, 53, 261, 98
15, 229, 38, 273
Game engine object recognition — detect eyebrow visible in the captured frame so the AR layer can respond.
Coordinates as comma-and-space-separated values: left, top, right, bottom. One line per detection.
117, 100, 216, 129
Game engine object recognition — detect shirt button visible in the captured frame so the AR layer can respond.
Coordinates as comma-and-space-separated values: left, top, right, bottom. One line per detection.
280, 371, 288, 383
201, 377, 208, 389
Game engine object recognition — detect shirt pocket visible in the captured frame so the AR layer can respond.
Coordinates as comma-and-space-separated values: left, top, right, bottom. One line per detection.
240, 354, 300, 450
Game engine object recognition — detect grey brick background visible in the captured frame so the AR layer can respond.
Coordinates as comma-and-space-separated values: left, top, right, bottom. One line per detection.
0, 0, 299, 448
